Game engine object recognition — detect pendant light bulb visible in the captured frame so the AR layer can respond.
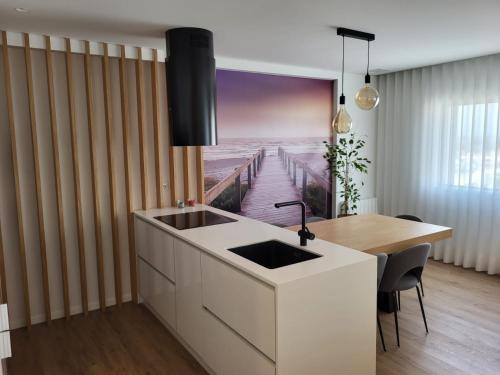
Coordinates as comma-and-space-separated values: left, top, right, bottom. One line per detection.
355, 40, 379, 110
333, 36, 352, 134
355, 74, 379, 110
333, 95, 352, 134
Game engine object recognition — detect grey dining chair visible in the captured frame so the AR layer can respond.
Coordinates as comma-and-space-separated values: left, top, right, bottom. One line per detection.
376, 253, 388, 352
395, 214, 427, 299
379, 243, 431, 347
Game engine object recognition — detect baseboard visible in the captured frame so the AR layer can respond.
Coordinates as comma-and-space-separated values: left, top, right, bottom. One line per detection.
9, 293, 133, 330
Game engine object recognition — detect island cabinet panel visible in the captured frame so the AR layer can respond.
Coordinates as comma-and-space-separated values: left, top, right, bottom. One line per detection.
275, 257, 377, 375
138, 258, 176, 329
200, 253, 276, 361
135, 218, 175, 282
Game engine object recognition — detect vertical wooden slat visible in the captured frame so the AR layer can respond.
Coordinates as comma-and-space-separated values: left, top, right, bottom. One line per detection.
0, 220, 8, 303
102, 44, 122, 306
136, 47, 148, 210
119, 46, 137, 303
65, 38, 88, 314
3, 32, 31, 327
45, 35, 70, 320
84, 41, 106, 311
183, 147, 190, 200
166, 61, 177, 207
0, 36, 7, 302
2, 33, 27, 314
24, 33, 47, 326
169, 148, 177, 206
151, 49, 163, 208
196, 146, 205, 204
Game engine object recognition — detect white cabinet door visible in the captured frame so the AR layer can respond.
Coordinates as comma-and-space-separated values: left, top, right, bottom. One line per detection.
200, 308, 275, 375
139, 259, 176, 329
174, 239, 275, 375
174, 238, 204, 355
201, 253, 276, 360
135, 218, 175, 282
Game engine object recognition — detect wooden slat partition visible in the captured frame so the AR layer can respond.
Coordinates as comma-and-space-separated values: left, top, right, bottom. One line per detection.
24, 33, 50, 325
1, 31, 212, 326
183, 147, 190, 200
136, 48, 148, 210
65, 38, 88, 314
119, 46, 137, 303
2, 32, 30, 322
45, 35, 70, 320
84, 40, 106, 311
152, 49, 163, 208
102, 44, 122, 306
196, 146, 205, 204
0, 220, 7, 303
169, 147, 177, 206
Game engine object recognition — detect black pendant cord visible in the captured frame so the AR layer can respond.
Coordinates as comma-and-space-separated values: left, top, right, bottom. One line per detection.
336, 27, 376, 88
367, 41, 370, 75
365, 40, 371, 84
341, 35, 345, 96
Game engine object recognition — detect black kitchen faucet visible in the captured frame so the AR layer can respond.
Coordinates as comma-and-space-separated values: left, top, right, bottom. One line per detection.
274, 201, 315, 246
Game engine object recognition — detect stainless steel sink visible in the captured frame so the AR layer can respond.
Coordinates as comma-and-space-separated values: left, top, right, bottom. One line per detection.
227, 240, 322, 269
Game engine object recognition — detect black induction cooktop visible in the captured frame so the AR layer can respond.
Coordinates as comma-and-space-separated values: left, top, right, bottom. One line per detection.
154, 210, 237, 230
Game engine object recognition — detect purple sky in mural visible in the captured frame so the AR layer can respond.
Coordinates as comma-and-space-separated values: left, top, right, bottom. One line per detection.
216, 70, 333, 139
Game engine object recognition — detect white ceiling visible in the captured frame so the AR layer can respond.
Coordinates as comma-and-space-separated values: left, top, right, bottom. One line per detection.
1, 0, 500, 74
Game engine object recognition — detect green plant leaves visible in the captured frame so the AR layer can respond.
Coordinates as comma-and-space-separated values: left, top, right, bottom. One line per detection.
323, 132, 371, 214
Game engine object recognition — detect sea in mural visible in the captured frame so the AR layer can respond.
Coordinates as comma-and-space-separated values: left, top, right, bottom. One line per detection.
204, 70, 334, 227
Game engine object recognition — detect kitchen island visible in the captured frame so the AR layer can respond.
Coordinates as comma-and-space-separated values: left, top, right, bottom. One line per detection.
134, 205, 376, 375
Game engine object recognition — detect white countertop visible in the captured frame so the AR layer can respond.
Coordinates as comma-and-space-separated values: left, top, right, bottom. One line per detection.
134, 204, 374, 286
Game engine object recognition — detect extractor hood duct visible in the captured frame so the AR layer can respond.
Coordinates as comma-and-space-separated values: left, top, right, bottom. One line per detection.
165, 27, 217, 146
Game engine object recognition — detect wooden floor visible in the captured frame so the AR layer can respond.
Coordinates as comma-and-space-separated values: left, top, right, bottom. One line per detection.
240, 155, 311, 226
7, 302, 207, 375
7, 260, 500, 375
377, 260, 500, 375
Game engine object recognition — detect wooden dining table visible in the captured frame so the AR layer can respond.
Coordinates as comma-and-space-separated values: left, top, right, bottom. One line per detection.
288, 214, 453, 313
287, 214, 453, 255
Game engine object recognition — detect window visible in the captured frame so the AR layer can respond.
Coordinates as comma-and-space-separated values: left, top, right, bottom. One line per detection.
452, 102, 500, 190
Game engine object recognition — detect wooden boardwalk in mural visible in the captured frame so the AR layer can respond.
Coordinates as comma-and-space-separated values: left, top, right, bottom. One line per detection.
240, 155, 312, 227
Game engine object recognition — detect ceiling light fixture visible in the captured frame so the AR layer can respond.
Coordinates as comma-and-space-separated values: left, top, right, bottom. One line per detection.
334, 27, 379, 125
332, 35, 352, 134
15, 7, 29, 13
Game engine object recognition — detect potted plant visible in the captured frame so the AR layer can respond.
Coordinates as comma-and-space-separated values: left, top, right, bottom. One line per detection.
324, 133, 371, 217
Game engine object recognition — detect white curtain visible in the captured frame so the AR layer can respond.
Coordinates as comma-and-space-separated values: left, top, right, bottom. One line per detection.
376, 54, 500, 275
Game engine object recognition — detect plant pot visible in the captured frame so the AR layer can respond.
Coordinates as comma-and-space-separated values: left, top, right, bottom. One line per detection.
337, 213, 357, 218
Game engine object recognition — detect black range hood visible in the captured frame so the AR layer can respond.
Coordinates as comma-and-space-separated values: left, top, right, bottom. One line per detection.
165, 28, 217, 146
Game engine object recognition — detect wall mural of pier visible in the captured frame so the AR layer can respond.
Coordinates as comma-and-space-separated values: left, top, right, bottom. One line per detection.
204, 69, 334, 227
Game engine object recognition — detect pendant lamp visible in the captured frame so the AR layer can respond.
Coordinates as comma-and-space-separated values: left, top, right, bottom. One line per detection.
332, 36, 352, 134
355, 41, 379, 110
335, 27, 379, 119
